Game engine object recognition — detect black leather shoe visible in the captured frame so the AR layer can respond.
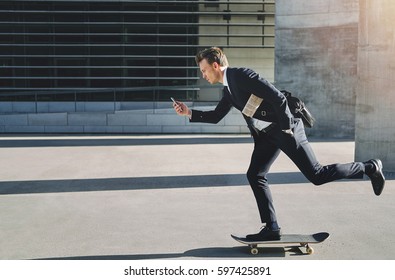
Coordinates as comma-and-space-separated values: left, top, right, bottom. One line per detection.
365, 159, 385, 196
246, 227, 281, 241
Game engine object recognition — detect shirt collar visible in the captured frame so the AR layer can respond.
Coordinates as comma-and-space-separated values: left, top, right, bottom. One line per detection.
221, 66, 229, 87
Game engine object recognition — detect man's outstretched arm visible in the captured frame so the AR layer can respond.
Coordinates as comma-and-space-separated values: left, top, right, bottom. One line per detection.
172, 97, 232, 124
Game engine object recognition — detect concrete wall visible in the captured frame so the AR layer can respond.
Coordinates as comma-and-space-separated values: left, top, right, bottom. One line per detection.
274, 0, 359, 137
0, 102, 249, 134
355, 0, 395, 171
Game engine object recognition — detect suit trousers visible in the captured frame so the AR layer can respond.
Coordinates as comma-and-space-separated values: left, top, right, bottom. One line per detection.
246, 118, 365, 224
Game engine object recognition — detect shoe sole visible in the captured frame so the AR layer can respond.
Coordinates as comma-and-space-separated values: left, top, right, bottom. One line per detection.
371, 159, 385, 196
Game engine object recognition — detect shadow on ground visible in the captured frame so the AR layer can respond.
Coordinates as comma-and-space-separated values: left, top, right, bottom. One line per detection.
35, 245, 309, 260
0, 172, 311, 195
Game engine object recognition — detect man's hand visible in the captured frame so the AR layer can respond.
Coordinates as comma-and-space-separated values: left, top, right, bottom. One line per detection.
172, 100, 192, 118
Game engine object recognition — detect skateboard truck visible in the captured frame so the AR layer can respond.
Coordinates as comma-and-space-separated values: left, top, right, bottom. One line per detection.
249, 241, 314, 255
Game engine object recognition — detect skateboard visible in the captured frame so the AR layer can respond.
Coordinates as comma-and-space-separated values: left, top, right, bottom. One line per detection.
231, 232, 330, 255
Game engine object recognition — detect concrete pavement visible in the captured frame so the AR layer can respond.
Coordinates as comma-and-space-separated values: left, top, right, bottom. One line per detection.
0, 134, 394, 260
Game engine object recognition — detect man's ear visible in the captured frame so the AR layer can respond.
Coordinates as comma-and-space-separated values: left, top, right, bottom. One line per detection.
212, 62, 220, 70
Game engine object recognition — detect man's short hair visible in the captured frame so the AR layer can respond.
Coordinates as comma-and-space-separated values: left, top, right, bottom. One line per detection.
195, 47, 229, 67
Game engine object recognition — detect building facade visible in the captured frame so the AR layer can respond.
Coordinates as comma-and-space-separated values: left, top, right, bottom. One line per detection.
1, 0, 275, 102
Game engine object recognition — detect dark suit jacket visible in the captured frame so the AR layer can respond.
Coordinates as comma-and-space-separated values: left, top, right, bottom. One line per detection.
190, 67, 294, 130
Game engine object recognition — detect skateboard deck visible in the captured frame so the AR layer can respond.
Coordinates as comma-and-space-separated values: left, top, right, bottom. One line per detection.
231, 232, 329, 255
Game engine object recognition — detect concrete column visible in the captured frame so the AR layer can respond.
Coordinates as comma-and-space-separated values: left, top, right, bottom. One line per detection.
355, 0, 395, 171
275, 0, 359, 137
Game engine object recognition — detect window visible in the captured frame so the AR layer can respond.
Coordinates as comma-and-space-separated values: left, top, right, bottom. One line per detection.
0, 0, 274, 102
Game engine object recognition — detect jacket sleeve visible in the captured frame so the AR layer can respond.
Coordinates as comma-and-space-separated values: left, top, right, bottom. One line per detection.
238, 69, 293, 130
190, 96, 233, 124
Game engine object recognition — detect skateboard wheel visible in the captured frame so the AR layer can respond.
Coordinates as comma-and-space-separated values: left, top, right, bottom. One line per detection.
251, 248, 259, 255
306, 245, 314, 255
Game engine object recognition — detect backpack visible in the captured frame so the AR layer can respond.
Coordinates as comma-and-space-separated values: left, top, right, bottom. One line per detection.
281, 90, 315, 128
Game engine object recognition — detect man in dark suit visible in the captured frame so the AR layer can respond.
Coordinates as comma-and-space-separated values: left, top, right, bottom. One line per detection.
172, 47, 385, 241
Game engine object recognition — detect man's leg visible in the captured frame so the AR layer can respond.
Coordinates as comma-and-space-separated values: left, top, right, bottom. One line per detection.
271, 119, 384, 192
246, 134, 281, 240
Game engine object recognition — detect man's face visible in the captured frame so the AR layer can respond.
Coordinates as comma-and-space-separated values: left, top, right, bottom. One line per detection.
198, 59, 221, 84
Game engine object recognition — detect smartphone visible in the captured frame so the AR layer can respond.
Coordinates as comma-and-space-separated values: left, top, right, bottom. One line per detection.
171, 97, 182, 112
